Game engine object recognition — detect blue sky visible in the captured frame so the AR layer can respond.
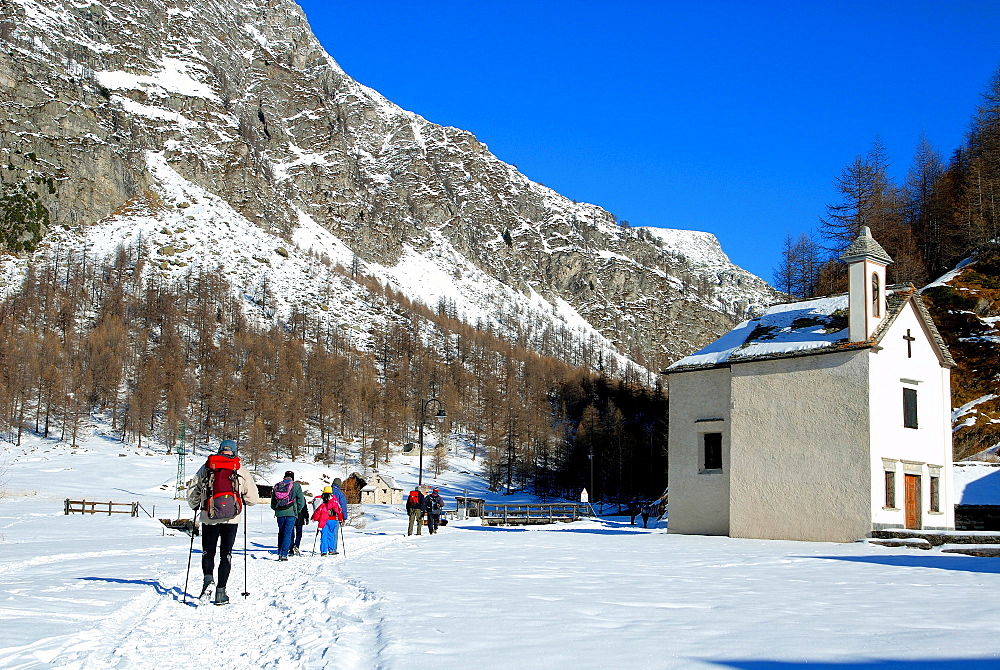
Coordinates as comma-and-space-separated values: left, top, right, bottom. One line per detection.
293, 1, 1000, 283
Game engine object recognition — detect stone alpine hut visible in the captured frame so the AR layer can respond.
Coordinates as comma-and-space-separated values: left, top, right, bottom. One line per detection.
360, 473, 404, 505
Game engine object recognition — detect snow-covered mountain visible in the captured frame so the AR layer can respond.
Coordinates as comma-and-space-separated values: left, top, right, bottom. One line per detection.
0, 0, 781, 370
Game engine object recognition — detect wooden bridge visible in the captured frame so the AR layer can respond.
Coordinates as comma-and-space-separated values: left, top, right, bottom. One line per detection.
478, 503, 593, 526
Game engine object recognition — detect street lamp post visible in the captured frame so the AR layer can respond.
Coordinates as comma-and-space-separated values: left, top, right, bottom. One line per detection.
588, 451, 594, 509
418, 397, 446, 486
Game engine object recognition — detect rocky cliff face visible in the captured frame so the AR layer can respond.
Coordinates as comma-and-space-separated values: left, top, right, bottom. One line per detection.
0, 0, 780, 370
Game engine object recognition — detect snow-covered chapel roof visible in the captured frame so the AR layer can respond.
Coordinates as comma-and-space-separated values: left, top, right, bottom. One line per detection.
666, 284, 954, 372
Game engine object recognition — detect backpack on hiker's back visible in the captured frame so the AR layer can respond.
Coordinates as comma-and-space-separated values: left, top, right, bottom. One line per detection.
311, 493, 342, 525
407, 490, 422, 509
272, 478, 296, 511
201, 454, 243, 520
425, 493, 442, 513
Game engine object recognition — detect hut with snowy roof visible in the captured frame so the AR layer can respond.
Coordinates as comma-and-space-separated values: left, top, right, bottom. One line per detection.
665, 227, 956, 542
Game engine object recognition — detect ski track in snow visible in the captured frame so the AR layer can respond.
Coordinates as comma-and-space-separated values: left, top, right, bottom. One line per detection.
43, 533, 406, 670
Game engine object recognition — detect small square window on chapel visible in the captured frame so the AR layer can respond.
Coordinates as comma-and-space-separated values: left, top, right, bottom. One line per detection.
702, 432, 722, 471
903, 388, 918, 429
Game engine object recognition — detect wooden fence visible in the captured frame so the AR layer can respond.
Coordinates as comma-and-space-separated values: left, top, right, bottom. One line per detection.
480, 503, 593, 526
64, 499, 148, 517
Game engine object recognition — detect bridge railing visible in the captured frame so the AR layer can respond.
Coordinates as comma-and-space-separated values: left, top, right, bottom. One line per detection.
479, 503, 593, 526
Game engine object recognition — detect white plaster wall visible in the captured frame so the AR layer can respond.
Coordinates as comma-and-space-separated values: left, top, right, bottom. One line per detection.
728, 350, 873, 542
868, 303, 955, 530
667, 367, 731, 535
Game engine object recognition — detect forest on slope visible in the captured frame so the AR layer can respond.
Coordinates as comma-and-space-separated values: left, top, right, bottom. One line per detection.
774, 65, 1000, 460
0, 236, 667, 502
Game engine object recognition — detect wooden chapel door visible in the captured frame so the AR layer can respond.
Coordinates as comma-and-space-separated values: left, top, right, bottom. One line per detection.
904, 474, 921, 530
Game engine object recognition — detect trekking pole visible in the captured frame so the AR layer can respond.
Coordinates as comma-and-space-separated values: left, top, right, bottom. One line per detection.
241, 509, 250, 599
339, 520, 346, 557
311, 528, 320, 555
182, 526, 195, 604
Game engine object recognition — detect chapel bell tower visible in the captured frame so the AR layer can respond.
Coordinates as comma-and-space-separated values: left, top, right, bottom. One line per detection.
841, 226, 893, 343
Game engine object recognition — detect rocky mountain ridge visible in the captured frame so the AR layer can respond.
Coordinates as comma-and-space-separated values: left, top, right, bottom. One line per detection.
0, 0, 781, 371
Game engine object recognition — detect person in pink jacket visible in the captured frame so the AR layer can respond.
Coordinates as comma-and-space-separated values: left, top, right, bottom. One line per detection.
311, 486, 343, 556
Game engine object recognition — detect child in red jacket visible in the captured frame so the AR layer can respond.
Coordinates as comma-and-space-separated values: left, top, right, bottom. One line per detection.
311, 486, 343, 556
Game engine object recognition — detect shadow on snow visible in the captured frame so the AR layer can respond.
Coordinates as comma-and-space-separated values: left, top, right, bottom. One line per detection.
78, 576, 185, 602
807, 554, 1000, 575
459, 521, 655, 535
705, 659, 1000, 669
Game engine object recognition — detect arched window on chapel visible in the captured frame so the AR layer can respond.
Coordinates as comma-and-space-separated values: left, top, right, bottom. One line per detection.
872, 272, 880, 317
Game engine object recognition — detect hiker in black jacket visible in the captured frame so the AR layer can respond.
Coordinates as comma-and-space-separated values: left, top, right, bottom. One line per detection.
423, 487, 445, 535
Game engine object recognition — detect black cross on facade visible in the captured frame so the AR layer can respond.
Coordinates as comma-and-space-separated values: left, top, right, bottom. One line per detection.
903, 329, 916, 358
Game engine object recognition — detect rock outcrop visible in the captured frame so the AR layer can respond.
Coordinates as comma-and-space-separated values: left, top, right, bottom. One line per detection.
1, 0, 781, 370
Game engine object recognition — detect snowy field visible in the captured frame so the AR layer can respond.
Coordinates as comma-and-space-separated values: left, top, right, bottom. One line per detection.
2, 425, 1000, 669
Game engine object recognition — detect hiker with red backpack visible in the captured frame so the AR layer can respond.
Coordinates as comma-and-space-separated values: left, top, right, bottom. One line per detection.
186, 440, 258, 605
406, 487, 424, 536
311, 485, 344, 556
271, 471, 306, 561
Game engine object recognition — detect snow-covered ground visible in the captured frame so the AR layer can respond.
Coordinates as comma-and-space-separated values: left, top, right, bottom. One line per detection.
2, 423, 1000, 669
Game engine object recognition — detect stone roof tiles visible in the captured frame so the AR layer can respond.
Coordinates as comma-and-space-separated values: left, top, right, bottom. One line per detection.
840, 226, 893, 265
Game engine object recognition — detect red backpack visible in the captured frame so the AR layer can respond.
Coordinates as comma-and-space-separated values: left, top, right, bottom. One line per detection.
203, 454, 243, 520
408, 490, 421, 507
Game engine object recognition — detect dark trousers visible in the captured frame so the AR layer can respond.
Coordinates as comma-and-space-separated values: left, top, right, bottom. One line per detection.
293, 522, 304, 549
201, 523, 238, 588
427, 513, 440, 534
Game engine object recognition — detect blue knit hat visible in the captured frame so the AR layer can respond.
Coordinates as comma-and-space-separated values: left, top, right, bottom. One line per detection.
219, 439, 237, 456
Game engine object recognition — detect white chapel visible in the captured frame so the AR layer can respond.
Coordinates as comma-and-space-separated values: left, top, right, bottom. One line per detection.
665, 227, 956, 542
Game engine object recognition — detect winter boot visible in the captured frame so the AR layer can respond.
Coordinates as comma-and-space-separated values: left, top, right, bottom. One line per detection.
199, 574, 214, 599
214, 587, 229, 606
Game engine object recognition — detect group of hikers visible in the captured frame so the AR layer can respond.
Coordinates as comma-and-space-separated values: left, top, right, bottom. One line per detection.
627, 498, 662, 528
184, 440, 662, 606
269, 469, 348, 559
404, 485, 446, 536
186, 440, 446, 605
